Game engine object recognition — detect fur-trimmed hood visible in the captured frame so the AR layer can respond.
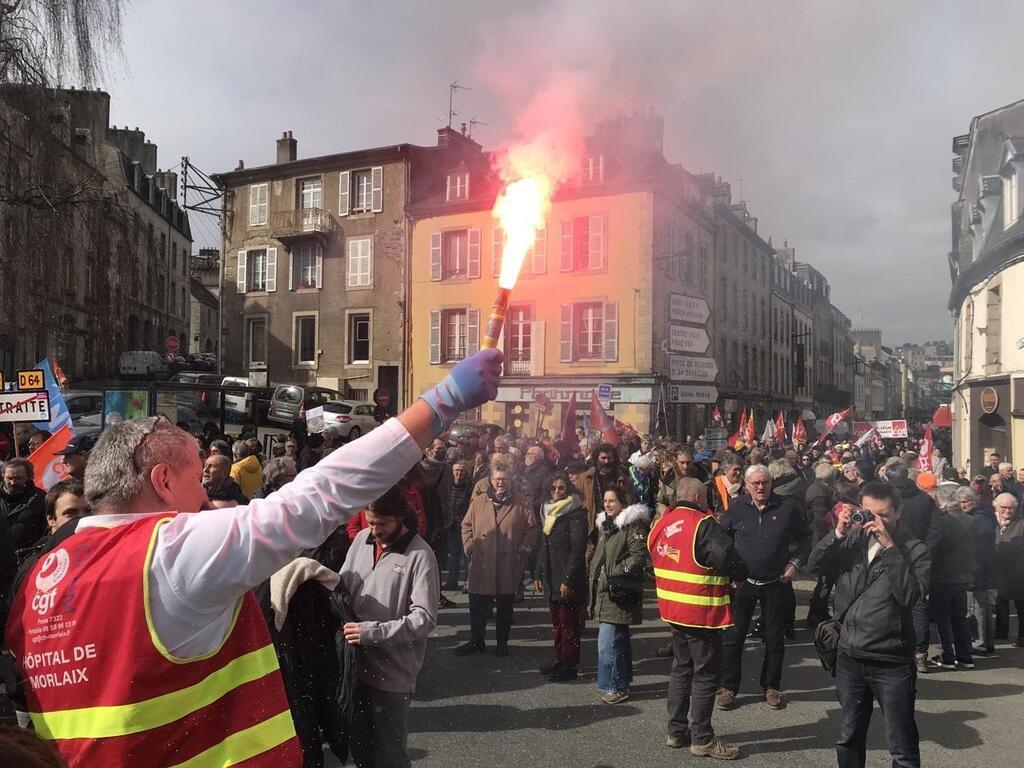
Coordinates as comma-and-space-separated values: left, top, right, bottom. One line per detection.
596, 503, 651, 530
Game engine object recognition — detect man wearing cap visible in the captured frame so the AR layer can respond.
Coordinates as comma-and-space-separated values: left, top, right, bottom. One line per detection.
55, 434, 97, 481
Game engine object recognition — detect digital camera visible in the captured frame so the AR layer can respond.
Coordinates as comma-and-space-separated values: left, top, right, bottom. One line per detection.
851, 508, 874, 526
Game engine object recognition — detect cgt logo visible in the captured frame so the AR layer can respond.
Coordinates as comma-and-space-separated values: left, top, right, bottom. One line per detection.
32, 549, 71, 616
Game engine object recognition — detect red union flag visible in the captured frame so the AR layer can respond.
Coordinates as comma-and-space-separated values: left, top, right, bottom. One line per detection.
589, 392, 620, 446
813, 406, 853, 447
728, 410, 748, 448
917, 425, 933, 472
27, 424, 74, 490
792, 417, 807, 443
712, 405, 725, 427
560, 392, 577, 443
744, 409, 756, 444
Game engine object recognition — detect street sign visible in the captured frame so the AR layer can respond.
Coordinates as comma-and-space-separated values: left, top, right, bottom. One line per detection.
669, 325, 710, 354
669, 355, 718, 383
0, 391, 51, 423
17, 369, 45, 391
704, 426, 729, 449
668, 384, 718, 404
597, 383, 612, 408
166, 335, 180, 354
669, 294, 710, 325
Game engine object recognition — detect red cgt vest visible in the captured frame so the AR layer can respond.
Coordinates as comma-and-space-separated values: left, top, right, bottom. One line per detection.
5, 514, 301, 768
648, 505, 733, 629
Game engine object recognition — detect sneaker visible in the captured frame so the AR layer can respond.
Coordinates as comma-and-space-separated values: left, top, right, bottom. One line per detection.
915, 653, 930, 674
715, 688, 737, 711
601, 691, 629, 704
764, 688, 785, 710
548, 665, 577, 682
453, 641, 485, 656
438, 595, 453, 609
928, 656, 956, 670
494, 643, 510, 657
689, 737, 740, 760
956, 660, 975, 669
539, 661, 562, 675
970, 645, 990, 657
1013, 639, 1024, 648
666, 733, 690, 749
655, 643, 674, 658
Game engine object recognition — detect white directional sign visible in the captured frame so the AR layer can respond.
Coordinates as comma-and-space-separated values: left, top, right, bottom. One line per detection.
669, 325, 711, 354
669, 294, 711, 325
0, 391, 51, 423
668, 384, 719, 404
670, 355, 718, 382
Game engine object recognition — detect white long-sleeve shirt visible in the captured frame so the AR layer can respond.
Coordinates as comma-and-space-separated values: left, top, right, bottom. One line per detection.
76, 418, 423, 658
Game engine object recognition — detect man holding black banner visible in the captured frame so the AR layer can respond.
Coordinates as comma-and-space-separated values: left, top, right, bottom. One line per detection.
808, 481, 930, 768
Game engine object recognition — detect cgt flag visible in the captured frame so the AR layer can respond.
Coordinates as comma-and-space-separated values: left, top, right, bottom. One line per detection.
589, 392, 620, 446
728, 410, 748, 448
712, 406, 725, 427
917, 425, 933, 472
792, 416, 807, 444
27, 424, 74, 490
814, 406, 853, 446
743, 409, 756, 445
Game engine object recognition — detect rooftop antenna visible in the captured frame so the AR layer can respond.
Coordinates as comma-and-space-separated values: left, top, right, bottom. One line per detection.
468, 117, 488, 139
448, 81, 471, 129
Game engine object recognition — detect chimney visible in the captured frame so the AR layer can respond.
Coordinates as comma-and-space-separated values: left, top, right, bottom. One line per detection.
277, 130, 297, 163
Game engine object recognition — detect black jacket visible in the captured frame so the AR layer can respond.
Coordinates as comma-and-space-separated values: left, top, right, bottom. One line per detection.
688, 504, 748, 581
970, 506, 997, 590
720, 493, 811, 581
926, 510, 976, 585
205, 477, 249, 505
805, 481, 834, 526
538, 498, 589, 601
0, 486, 46, 551
888, 478, 934, 542
809, 523, 930, 665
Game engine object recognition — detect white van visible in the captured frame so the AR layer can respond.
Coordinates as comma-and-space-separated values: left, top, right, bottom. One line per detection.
119, 351, 168, 379
222, 376, 251, 417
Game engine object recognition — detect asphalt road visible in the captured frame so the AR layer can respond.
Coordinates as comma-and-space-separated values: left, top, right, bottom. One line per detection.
327, 580, 1024, 767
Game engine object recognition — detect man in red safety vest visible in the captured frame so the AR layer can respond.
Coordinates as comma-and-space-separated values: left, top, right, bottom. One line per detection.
4, 350, 502, 767
649, 477, 748, 760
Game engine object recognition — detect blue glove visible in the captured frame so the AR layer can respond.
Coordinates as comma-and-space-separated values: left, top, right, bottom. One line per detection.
420, 349, 503, 436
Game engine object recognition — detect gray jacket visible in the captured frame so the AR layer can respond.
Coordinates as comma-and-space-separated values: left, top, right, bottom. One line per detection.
340, 528, 439, 693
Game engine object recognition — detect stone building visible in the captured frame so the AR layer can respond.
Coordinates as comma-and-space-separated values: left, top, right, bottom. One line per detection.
0, 86, 191, 382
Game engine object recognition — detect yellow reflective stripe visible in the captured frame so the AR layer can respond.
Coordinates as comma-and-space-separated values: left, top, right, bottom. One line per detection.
654, 568, 729, 586
656, 587, 730, 607
143, 516, 244, 664
169, 709, 295, 768
31, 645, 280, 741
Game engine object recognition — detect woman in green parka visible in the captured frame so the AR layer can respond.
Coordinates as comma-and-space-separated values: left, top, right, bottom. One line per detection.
588, 487, 651, 704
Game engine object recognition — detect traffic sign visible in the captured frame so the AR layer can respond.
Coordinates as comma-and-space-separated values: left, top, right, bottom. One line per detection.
669, 294, 710, 325
669, 326, 710, 354
704, 426, 729, 449
17, 369, 45, 391
0, 391, 51, 422
668, 384, 718, 404
166, 335, 180, 354
669, 355, 718, 383
597, 383, 612, 408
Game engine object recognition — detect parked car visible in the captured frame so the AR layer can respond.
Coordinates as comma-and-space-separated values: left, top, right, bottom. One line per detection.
66, 390, 103, 421
267, 384, 340, 425
322, 401, 378, 440
222, 377, 273, 422
447, 419, 505, 447
119, 351, 168, 379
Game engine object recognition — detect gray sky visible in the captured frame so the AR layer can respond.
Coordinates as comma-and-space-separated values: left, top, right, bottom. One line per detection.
104, 0, 1024, 344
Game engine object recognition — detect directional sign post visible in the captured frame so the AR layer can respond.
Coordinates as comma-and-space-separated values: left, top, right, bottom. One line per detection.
669, 326, 711, 355
669, 354, 718, 383
17, 369, 45, 391
668, 384, 719, 404
669, 294, 711, 325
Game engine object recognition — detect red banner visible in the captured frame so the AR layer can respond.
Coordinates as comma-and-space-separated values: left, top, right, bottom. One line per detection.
560, 392, 577, 444
589, 392, 620, 446
917, 425, 933, 472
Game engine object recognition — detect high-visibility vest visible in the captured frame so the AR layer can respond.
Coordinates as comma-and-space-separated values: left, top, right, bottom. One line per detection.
5, 514, 301, 768
647, 504, 733, 629
714, 476, 732, 512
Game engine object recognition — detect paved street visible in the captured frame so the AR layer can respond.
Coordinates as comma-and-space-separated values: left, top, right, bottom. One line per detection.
330, 579, 1024, 767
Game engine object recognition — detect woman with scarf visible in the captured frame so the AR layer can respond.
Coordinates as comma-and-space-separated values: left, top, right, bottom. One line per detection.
456, 469, 538, 657
588, 487, 651, 704
534, 472, 589, 681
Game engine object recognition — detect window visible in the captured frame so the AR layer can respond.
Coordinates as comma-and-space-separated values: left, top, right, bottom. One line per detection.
1004, 171, 1019, 229
430, 229, 480, 280
581, 155, 604, 184
299, 178, 322, 210
507, 306, 533, 374
294, 315, 317, 367
446, 172, 470, 201
559, 215, 604, 272
292, 243, 321, 290
347, 237, 373, 288
236, 248, 278, 293
492, 227, 546, 276
246, 317, 267, 366
348, 313, 370, 364
248, 183, 268, 226
559, 301, 618, 362
339, 167, 383, 215
429, 308, 480, 363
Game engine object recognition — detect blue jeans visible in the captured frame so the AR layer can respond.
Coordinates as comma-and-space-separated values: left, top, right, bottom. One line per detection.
835, 653, 920, 768
445, 524, 465, 588
597, 622, 632, 694
912, 600, 929, 655
928, 582, 973, 664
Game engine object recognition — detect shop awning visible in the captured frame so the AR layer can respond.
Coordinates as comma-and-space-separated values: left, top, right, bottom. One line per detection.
932, 403, 952, 429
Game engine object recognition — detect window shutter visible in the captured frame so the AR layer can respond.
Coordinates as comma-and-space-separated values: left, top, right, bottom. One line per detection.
466, 308, 480, 353
430, 233, 442, 281
603, 301, 618, 362
468, 228, 481, 278
339, 171, 350, 216
532, 226, 547, 274
429, 310, 441, 364
248, 187, 257, 226
371, 166, 383, 213
445, 175, 452, 202
363, 238, 373, 286
315, 248, 323, 289
560, 220, 573, 272
492, 227, 504, 277
266, 248, 278, 292
288, 250, 294, 291
560, 304, 573, 362
236, 250, 247, 293
589, 214, 605, 269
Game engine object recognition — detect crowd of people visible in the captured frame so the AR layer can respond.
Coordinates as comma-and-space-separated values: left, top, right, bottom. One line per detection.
0, 353, 1022, 766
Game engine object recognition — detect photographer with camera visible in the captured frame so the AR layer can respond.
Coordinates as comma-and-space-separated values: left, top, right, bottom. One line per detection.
808, 481, 930, 768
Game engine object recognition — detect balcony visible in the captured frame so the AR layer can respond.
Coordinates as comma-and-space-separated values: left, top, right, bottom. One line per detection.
271, 207, 335, 246
504, 321, 546, 377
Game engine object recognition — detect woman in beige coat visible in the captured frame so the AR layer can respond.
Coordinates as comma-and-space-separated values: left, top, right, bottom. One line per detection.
455, 469, 538, 657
